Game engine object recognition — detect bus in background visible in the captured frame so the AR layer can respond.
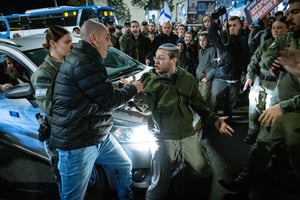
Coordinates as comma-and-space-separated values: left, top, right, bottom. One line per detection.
0, 5, 117, 38
0, 16, 10, 38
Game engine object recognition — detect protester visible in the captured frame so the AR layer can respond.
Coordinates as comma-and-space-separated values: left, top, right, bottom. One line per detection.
50, 19, 143, 200
196, 31, 219, 103
209, 15, 250, 120
134, 43, 234, 200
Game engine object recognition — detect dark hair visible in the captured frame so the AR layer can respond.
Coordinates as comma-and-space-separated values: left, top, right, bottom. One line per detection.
228, 16, 242, 24
275, 16, 288, 26
43, 25, 69, 49
288, 0, 300, 3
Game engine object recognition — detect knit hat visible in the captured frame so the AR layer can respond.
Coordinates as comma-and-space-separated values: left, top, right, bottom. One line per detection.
176, 38, 185, 45
158, 43, 178, 51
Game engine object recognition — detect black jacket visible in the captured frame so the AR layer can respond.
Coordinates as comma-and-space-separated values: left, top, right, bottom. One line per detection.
209, 22, 250, 80
50, 40, 137, 150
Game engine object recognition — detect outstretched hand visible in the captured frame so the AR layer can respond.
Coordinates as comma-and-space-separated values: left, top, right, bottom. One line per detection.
215, 116, 234, 136
120, 75, 143, 93
120, 74, 136, 85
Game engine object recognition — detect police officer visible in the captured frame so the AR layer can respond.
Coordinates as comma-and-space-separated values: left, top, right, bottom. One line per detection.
30, 25, 73, 191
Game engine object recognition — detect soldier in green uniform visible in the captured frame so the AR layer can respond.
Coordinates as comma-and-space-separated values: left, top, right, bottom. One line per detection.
219, 0, 300, 196
242, 16, 289, 144
30, 25, 72, 191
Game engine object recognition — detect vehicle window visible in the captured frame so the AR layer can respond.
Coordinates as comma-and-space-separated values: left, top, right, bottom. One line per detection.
103, 48, 145, 82
24, 48, 48, 66
0, 52, 31, 84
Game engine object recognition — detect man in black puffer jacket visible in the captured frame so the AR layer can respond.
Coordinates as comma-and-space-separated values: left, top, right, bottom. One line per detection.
50, 19, 143, 200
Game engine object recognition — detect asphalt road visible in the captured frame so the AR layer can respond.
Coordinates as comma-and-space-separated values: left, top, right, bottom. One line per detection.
1, 106, 299, 200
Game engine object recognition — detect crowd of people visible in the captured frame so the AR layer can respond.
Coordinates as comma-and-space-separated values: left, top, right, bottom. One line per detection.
1, 0, 300, 199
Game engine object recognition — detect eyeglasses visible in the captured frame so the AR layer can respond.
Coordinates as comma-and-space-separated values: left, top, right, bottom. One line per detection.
153, 56, 170, 62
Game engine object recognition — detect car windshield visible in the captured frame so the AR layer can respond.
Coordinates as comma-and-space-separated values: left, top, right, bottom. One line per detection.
24, 47, 144, 82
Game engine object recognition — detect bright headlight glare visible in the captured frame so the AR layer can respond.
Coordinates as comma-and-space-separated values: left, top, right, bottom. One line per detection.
111, 125, 152, 143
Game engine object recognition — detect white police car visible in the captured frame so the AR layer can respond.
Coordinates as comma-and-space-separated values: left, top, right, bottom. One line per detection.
0, 34, 152, 196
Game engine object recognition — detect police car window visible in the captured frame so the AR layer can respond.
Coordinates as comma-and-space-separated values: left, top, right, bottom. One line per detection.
1, 53, 31, 83
24, 48, 48, 67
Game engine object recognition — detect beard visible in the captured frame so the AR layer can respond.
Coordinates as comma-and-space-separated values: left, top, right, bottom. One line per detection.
5, 67, 21, 80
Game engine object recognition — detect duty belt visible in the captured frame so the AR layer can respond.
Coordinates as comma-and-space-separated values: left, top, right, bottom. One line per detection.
260, 75, 277, 82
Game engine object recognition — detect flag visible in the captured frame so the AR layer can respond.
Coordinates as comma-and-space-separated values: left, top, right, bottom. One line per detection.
180, 3, 187, 24
158, 1, 172, 26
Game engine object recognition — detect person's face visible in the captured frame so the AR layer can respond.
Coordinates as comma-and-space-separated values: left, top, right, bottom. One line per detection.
148, 23, 155, 33
286, 2, 300, 32
154, 49, 175, 74
116, 28, 122, 33
203, 19, 211, 28
177, 26, 185, 36
271, 21, 288, 39
124, 25, 131, 33
184, 33, 193, 44
198, 35, 208, 48
73, 28, 80, 34
93, 27, 112, 58
52, 33, 72, 59
5, 57, 17, 71
243, 20, 249, 28
131, 22, 140, 34
228, 19, 241, 35
5, 57, 20, 79
107, 23, 115, 32
192, 26, 198, 31
177, 43, 184, 52
162, 22, 172, 36
141, 25, 148, 33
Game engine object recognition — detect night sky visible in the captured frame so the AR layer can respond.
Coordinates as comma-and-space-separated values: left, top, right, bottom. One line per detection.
0, 0, 68, 15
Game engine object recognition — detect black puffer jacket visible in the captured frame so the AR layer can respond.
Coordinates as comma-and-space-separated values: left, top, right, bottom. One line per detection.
50, 41, 137, 150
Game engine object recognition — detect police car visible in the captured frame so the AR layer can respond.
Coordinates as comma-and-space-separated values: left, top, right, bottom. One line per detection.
0, 33, 152, 196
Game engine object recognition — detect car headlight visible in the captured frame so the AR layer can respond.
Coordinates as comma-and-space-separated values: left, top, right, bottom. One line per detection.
111, 124, 152, 143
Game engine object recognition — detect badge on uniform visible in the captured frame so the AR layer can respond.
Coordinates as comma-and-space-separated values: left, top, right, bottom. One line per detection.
35, 88, 48, 97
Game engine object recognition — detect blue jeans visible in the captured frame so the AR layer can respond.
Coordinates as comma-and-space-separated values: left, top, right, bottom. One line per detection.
57, 134, 133, 200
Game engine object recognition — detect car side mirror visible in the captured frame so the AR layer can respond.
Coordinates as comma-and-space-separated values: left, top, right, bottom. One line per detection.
4, 82, 34, 99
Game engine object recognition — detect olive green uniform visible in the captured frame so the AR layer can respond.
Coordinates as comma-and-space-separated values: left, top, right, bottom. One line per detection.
245, 32, 300, 178
30, 54, 62, 187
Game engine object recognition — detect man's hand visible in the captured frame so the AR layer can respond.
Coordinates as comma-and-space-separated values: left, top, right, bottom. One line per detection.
258, 104, 283, 128
243, 79, 253, 91
215, 116, 234, 136
277, 47, 300, 77
120, 75, 143, 93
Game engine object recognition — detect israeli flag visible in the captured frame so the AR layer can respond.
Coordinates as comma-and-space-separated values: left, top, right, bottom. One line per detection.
180, 3, 187, 24
158, 1, 172, 26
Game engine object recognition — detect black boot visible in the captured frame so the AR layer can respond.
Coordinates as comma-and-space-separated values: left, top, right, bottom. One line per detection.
219, 171, 253, 192
243, 130, 259, 145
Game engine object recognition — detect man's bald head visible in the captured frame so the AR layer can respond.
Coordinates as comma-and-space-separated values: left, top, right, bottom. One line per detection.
80, 19, 107, 41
